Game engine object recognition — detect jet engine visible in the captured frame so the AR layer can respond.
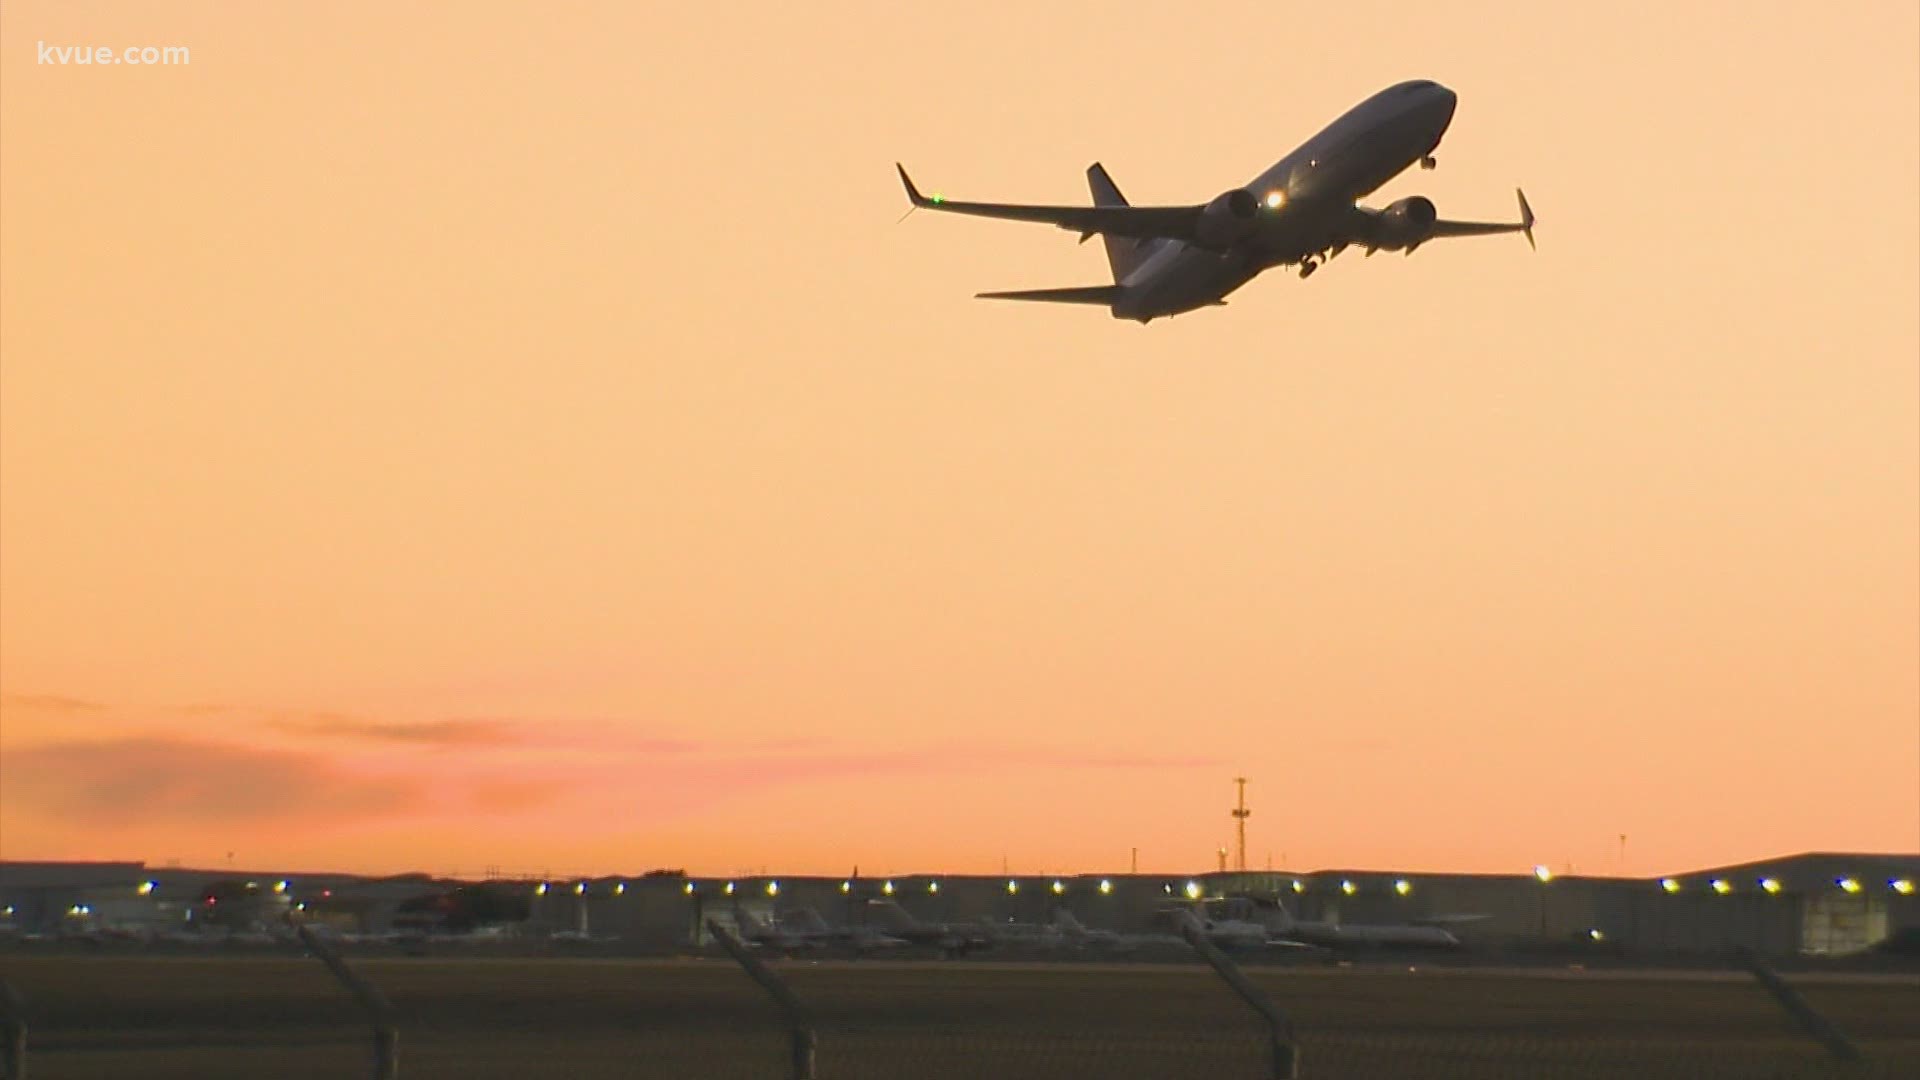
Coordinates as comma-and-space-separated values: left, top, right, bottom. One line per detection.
1368, 196, 1437, 252
1192, 188, 1260, 249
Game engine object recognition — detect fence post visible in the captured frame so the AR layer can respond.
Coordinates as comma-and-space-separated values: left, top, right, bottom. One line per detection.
1732, 946, 1861, 1063
0, 979, 25, 1080
288, 917, 400, 1079
706, 918, 817, 1080
1179, 918, 1300, 1079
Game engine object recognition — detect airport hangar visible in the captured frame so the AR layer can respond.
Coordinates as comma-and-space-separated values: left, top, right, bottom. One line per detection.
2, 852, 1913, 959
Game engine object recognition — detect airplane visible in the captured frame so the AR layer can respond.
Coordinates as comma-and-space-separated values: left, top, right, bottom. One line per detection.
781, 906, 910, 953
896, 79, 1532, 322
1209, 895, 1462, 951
864, 898, 997, 958
1052, 909, 1185, 953
1163, 906, 1325, 952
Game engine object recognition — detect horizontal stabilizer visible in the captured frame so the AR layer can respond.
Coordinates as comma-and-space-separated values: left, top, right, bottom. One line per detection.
975, 285, 1125, 305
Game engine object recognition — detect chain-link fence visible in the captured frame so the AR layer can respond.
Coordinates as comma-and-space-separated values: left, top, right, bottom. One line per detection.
2, 929, 1915, 1079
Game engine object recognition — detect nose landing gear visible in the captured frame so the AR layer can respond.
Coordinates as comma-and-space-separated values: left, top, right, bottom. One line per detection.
1420, 155, 1437, 170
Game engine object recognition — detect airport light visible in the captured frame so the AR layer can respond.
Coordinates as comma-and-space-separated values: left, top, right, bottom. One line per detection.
1291, 879, 1305, 894
724, 881, 736, 896
1162, 883, 1174, 895
137, 881, 156, 896
684, 882, 696, 895
1006, 880, 1019, 895
574, 882, 587, 896
1588, 929, 1605, 941
274, 880, 289, 894
839, 880, 851, 894
1710, 879, 1731, 895
2, 906, 12, 917
1051, 880, 1066, 895
928, 881, 940, 894
1759, 878, 1782, 894
765, 881, 779, 897
615, 882, 626, 895
1837, 877, 1861, 894
1894, 879, 1915, 896
1533, 865, 1554, 883
1183, 881, 1202, 900
1660, 878, 1681, 893
1340, 879, 1356, 896
535, 882, 549, 896
883, 880, 896, 896
1098, 879, 1113, 895
1394, 879, 1412, 897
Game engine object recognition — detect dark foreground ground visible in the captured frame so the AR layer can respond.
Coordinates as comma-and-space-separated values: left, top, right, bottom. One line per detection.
3, 956, 1916, 1079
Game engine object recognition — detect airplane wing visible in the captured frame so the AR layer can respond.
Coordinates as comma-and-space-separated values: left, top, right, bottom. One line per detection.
1427, 189, 1535, 249
897, 164, 1205, 243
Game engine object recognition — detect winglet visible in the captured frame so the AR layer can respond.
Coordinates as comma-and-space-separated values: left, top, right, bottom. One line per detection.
1516, 188, 1535, 251
896, 163, 931, 208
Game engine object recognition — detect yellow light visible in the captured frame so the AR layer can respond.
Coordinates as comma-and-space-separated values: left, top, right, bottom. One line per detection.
1291, 879, 1305, 894
1183, 881, 1202, 900
883, 880, 895, 896
1588, 928, 1605, 941
1006, 880, 1019, 895
1660, 878, 1681, 893
574, 882, 586, 895
1098, 879, 1113, 895
615, 882, 626, 895
274, 880, 289, 894
1051, 880, 1065, 895
1759, 878, 1782, 894
1341, 880, 1356, 896
724, 881, 735, 895
536, 882, 549, 895
765, 881, 779, 897
1394, 879, 1412, 896
839, 880, 851, 894
1533, 865, 1553, 883
684, 882, 696, 895
928, 881, 940, 894
1837, 877, 1861, 894
1711, 879, 1731, 895
1894, 879, 1915, 895
1264, 190, 1285, 210
137, 881, 156, 896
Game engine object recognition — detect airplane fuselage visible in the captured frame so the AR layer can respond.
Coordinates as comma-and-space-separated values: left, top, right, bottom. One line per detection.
1113, 80, 1458, 322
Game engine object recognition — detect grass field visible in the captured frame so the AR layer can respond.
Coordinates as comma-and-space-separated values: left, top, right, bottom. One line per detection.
3, 955, 1916, 1078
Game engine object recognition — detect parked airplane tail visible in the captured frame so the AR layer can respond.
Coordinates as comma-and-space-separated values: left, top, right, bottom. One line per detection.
1085, 163, 1151, 283
864, 898, 922, 931
1053, 909, 1087, 934
786, 907, 832, 935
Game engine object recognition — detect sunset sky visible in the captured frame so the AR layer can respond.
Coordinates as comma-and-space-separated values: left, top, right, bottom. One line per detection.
2, 1, 1915, 880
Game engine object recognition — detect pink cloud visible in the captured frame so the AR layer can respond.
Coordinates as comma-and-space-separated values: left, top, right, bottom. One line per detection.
0, 738, 425, 824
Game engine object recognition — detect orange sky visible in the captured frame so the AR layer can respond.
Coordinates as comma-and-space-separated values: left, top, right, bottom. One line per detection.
2, 1, 1915, 880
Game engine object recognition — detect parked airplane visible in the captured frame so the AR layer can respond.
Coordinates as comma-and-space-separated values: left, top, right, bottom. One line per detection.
782, 907, 910, 953
897, 79, 1532, 322
864, 899, 997, 958
1209, 895, 1462, 950
1052, 909, 1185, 953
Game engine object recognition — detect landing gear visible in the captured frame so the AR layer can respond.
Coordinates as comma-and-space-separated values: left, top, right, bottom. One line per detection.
1419, 155, 1437, 170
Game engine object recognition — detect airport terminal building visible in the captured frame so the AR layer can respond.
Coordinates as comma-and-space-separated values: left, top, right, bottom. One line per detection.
3, 852, 1914, 960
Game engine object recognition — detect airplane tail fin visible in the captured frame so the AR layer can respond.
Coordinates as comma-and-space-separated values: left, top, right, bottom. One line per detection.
975, 284, 1124, 305
1053, 909, 1087, 934
864, 898, 920, 931
1086, 163, 1151, 283
787, 907, 831, 934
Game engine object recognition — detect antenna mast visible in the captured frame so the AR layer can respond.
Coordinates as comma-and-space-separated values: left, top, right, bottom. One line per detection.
1231, 777, 1251, 872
